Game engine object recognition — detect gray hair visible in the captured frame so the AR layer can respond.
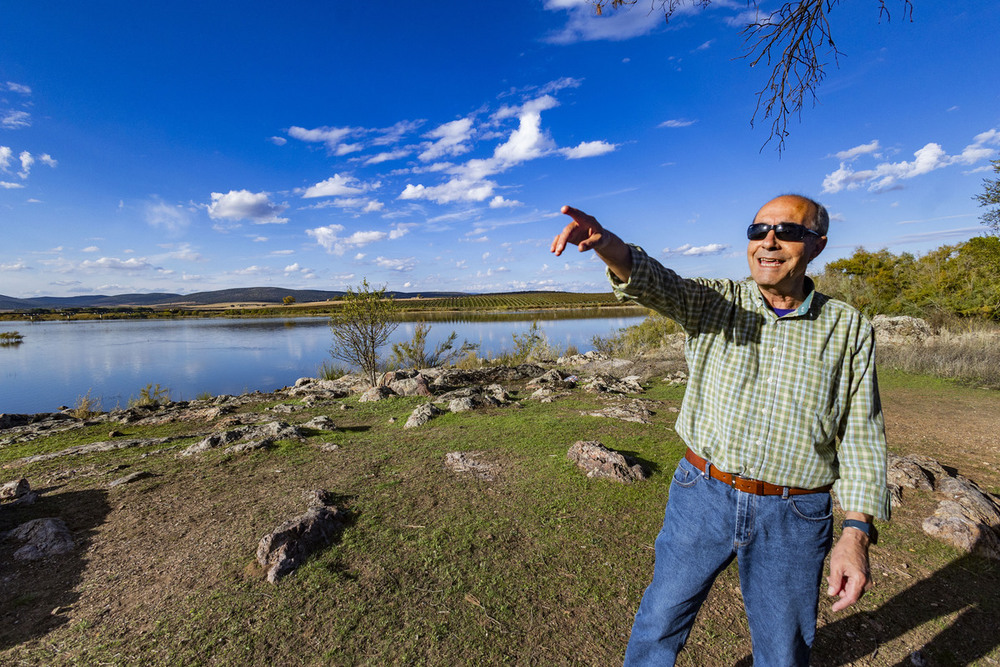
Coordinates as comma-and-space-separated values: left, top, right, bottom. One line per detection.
781, 194, 829, 236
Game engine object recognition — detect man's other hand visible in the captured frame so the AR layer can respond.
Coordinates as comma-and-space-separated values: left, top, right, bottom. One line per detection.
827, 527, 872, 612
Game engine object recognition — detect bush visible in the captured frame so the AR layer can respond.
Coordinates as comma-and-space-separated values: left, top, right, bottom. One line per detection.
129, 383, 171, 408
592, 311, 681, 357
389, 323, 478, 369
70, 389, 102, 419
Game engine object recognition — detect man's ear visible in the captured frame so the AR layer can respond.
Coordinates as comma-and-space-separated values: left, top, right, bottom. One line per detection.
809, 237, 828, 262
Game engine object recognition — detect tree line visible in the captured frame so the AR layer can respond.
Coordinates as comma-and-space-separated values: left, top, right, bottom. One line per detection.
814, 235, 1000, 323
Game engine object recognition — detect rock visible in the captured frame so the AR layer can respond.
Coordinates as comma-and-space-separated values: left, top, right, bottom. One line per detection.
1, 478, 31, 501
268, 403, 305, 414
358, 386, 397, 402
319, 443, 340, 452
889, 453, 1000, 559
12, 437, 177, 467
108, 471, 155, 488
567, 440, 648, 483
256, 490, 347, 583
404, 403, 444, 429
526, 369, 575, 389
4, 517, 75, 560
303, 416, 337, 431
448, 397, 477, 413
582, 399, 655, 424
872, 315, 933, 344
388, 374, 433, 397
181, 421, 305, 456
582, 374, 644, 394
444, 451, 499, 481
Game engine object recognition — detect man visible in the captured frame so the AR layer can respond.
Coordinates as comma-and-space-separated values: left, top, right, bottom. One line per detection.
551, 195, 890, 666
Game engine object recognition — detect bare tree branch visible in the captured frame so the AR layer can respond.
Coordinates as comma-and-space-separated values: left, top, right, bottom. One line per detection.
589, 0, 914, 152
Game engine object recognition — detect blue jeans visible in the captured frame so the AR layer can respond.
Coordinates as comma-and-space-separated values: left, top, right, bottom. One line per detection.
623, 456, 833, 666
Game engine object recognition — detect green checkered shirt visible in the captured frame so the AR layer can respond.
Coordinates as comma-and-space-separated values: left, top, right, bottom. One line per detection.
611, 245, 890, 519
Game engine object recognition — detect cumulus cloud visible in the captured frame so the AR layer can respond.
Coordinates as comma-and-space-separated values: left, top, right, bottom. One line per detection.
207, 189, 289, 224
561, 140, 617, 159
5, 82, 32, 94
0, 181, 23, 189
419, 118, 475, 162
82, 246, 99, 253
662, 243, 730, 257
306, 224, 389, 255
822, 129, 1000, 194
269, 136, 287, 146
389, 223, 417, 239
287, 125, 362, 155
489, 195, 521, 208
301, 173, 372, 198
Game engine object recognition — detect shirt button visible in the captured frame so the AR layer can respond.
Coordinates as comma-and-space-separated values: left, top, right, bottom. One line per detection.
766, 377, 774, 384
761, 408, 767, 414
772, 346, 779, 352
755, 439, 762, 445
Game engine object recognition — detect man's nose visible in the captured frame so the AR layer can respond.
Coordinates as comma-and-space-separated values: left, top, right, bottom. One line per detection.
762, 229, 779, 248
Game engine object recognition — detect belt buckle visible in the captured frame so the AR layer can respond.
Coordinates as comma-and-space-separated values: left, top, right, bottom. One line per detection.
731, 475, 763, 495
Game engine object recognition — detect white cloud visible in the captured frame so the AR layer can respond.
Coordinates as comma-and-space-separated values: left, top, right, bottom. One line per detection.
5, 82, 32, 94
662, 243, 730, 257
834, 140, 881, 162
82, 246, 99, 253
233, 265, 270, 276
489, 195, 521, 208
659, 119, 697, 128
306, 224, 389, 255
0, 145, 11, 170
543, 0, 664, 43
375, 256, 416, 272
145, 199, 193, 234
561, 140, 617, 159
207, 190, 289, 224
823, 129, 1000, 194
2, 110, 31, 129
79, 257, 155, 272
301, 174, 371, 198
389, 223, 417, 239
284, 263, 301, 273
0, 261, 29, 271
419, 118, 475, 162
365, 149, 410, 165
269, 136, 287, 146
287, 125, 361, 155
0, 181, 24, 189
400, 178, 497, 204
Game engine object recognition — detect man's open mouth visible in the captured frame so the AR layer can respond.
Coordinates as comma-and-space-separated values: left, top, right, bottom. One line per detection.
758, 257, 784, 266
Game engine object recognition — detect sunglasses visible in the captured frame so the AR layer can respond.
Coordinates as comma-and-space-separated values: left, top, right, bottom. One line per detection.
746, 222, 823, 242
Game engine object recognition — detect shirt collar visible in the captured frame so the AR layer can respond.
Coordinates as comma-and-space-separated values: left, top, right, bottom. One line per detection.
750, 276, 816, 318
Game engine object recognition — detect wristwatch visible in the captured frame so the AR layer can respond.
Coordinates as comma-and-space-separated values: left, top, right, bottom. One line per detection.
842, 519, 878, 545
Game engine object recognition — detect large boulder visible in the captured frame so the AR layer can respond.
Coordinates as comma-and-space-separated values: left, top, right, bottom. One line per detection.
405, 403, 444, 429
872, 315, 933, 344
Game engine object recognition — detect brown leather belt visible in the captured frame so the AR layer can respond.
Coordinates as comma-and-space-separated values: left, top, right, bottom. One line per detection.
684, 448, 832, 496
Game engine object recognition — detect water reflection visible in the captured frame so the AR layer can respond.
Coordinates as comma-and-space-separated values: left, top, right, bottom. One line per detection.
0, 312, 644, 414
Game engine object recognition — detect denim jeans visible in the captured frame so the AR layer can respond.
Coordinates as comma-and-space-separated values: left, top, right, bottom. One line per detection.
623, 455, 833, 667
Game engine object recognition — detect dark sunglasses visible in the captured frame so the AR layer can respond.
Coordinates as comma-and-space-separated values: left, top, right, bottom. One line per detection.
746, 222, 823, 242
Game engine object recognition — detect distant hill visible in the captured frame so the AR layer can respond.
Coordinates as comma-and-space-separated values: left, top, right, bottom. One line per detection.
0, 287, 470, 310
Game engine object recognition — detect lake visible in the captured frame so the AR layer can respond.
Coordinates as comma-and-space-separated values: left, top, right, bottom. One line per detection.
0, 312, 645, 414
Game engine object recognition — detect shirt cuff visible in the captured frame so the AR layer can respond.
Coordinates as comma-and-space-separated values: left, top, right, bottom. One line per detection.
833, 478, 892, 521
607, 244, 648, 300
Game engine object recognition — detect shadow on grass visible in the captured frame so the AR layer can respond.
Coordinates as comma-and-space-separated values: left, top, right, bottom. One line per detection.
0, 488, 111, 650
617, 449, 664, 477
811, 536, 1000, 667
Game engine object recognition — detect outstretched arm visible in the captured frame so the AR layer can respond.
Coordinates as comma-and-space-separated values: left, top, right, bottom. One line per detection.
551, 205, 633, 282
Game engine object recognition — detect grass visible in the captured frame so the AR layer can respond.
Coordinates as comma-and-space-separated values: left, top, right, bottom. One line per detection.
877, 327, 1000, 389
1, 369, 998, 665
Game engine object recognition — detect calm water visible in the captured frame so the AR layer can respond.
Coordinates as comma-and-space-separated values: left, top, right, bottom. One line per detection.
0, 313, 644, 414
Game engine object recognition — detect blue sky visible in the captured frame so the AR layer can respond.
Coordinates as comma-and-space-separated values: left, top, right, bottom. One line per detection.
2, 0, 998, 298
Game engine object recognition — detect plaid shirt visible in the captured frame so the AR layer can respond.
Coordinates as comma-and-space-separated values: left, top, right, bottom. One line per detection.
611, 245, 890, 519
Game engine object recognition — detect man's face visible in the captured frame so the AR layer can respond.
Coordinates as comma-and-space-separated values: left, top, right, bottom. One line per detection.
746, 196, 827, 297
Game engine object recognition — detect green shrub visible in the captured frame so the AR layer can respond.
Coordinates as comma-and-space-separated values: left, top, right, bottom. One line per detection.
70, 389, 102, 419
129, 383, 171, 407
